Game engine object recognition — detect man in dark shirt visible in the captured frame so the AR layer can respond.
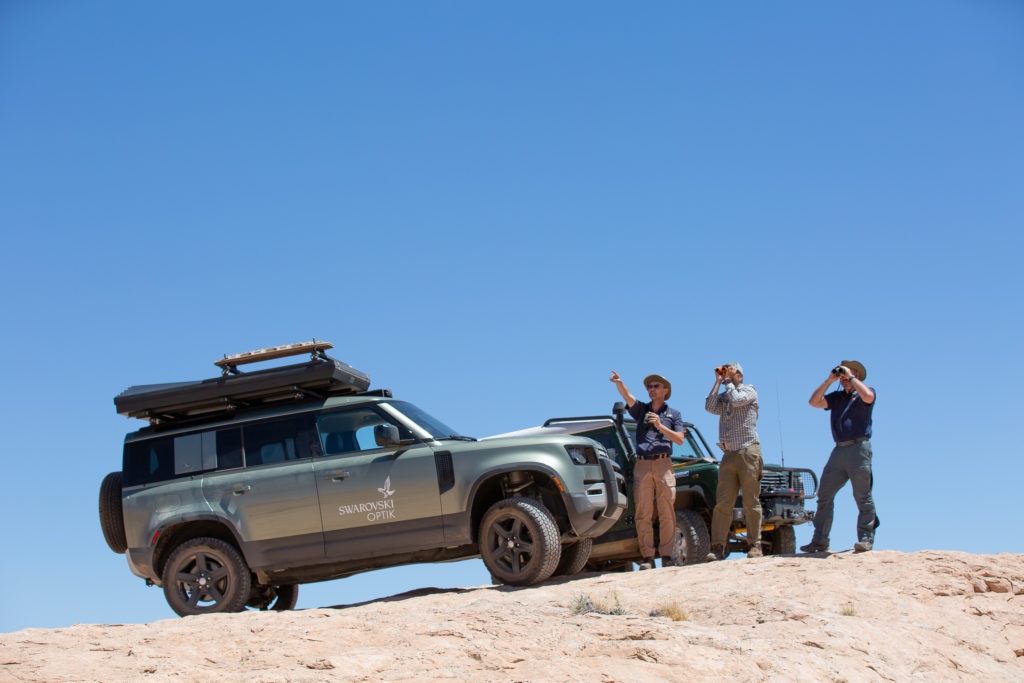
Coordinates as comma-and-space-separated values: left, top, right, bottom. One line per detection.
610, 370, 686, 569
802, 360, 879, 553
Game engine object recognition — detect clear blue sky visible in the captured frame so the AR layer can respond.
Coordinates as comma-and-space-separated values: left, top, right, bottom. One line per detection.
1, 2, 1021, 633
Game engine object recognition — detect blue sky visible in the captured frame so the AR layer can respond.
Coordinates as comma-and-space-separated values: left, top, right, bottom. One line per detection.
1, 1, 1021, 632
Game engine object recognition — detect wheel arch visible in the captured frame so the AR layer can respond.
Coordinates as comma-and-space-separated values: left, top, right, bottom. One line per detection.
152, 517, 246, 581
467, 465, 571, 544
675, 483, 713, 519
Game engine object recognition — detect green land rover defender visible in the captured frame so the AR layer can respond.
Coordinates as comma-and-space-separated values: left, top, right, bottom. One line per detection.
100, 342, 626, 616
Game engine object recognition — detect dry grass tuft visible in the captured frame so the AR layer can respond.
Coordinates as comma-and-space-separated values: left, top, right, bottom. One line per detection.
570, 591, 626, 616
649, 601, 688, 621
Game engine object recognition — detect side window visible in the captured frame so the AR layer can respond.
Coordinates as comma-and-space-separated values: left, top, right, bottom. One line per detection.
211, 428, 243, 470
317, 407, 411, 455
123, 436, 175, 486
124, 427, 246, 486
243, 415, 315, 467
174, 433, 204, 475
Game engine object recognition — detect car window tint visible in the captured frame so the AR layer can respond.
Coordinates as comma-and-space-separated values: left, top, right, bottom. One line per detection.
123, 436, 175, 486
317, 407, 411, 455
243, 415, 313, 466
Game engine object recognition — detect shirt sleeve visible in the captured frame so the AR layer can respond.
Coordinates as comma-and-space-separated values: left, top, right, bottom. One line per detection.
723, 383, 757, 406
824, 390, 841, 411
627, 400, 647, 421
704, 393, 724, 415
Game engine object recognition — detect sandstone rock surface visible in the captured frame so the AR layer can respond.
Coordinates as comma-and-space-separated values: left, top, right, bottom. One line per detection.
2, 550, 1022, 682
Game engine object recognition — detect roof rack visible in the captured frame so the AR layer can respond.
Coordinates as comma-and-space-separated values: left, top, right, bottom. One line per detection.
115, 340, 371, 425
215, 340, 335, 375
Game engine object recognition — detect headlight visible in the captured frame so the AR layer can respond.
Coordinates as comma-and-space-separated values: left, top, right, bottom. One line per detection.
565, 445, 597, 465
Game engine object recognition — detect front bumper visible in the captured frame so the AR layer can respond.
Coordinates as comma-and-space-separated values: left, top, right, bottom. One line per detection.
564, 456, 627, 538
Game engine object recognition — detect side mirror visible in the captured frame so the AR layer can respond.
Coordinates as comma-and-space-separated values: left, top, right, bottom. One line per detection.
374, 424, 401, 448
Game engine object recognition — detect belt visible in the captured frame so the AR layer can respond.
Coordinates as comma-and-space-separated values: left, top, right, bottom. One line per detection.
637, 453, 670, 460
835, 437, 869, 447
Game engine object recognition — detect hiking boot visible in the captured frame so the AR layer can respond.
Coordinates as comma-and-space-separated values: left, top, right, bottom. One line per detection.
705, 544, 724, 562
638, 558, 655, 570
660, 556, 678, 568
854, 539, 873, 553
746, 544, 763, 558
799, 541, 829, 554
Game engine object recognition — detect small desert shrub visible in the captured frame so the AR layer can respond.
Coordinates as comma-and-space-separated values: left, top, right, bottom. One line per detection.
571, 591, 626, 616
841, 602, 856, 617
649, 601, 688, 622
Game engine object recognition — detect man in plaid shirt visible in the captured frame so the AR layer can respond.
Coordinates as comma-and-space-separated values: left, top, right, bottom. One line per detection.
704, 361, 763, 560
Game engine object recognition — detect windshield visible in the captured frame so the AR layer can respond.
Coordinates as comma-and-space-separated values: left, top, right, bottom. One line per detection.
386, 401, 465, 440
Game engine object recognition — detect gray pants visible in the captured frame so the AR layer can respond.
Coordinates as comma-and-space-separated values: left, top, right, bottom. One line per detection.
811, 439, 877, 547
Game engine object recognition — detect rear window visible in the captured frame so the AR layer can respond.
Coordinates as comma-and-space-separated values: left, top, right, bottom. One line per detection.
122, 414, 315, 486
123, 427, 243, 486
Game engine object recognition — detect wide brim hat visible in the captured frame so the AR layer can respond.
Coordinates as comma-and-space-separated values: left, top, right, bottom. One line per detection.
643, 374, 672, 400
841, 360, 867, 381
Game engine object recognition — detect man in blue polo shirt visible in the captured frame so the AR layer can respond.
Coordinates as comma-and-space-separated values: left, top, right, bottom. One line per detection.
802, 360, 879, 554
610, 370, 686, 569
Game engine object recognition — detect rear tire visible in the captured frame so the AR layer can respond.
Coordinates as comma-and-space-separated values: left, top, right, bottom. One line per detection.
674, 509, 711, 565
479, 497, 561, 586
553, 537, 593, 577
162, 537, 252, 617
98, 472, 127, 554
247, 583, 299, 611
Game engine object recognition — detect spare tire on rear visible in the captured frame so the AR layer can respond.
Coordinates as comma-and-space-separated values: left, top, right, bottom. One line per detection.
99, 471, 127, 554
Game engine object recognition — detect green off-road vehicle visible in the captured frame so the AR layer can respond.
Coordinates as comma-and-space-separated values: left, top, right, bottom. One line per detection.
99, 342, 626, 616
488, 402, 817, 569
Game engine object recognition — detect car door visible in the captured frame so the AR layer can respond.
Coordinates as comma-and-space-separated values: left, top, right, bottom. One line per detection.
201, 414, 325, 569
313, 405, 444, 561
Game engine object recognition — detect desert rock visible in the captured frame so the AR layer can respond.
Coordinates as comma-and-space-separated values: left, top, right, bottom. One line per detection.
1, 550, 1022, 682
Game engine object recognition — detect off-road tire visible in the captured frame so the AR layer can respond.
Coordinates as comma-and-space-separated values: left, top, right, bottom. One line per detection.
98, 472, 128, 554
162, 537, 252, 617
553, 537, 593, 577
247, 583, 299, 611
763, 525, 797, 555
480, 497, 561, 586
674, 509, 711, 565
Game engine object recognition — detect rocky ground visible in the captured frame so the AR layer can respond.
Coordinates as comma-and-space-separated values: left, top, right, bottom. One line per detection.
2, 550, 1023, 682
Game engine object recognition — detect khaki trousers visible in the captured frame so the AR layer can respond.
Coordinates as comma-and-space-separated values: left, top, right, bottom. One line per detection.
634, 457, 676, 560
710, 443, 763, 548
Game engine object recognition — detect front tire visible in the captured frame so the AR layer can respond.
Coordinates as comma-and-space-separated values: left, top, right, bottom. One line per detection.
479, 497, 561, 586
162, 537, 252, 617
674, 509, 711, 565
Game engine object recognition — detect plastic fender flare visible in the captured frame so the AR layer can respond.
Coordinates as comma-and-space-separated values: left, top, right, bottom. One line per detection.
465, 463, 571, 543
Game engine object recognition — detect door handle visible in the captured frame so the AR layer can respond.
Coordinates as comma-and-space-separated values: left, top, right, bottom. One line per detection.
224, 485, 252, 496
327, 471, 351, 482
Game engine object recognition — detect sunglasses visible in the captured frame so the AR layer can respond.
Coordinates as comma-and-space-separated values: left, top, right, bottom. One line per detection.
646, 383, 663, 390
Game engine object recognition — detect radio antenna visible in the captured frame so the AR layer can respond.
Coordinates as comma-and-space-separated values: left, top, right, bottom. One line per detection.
775, 380, 786, 467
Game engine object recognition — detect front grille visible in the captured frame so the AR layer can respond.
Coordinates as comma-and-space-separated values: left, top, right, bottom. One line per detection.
760, 467, 818, 500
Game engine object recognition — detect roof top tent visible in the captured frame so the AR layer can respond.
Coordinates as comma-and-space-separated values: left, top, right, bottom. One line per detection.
114, 340, 371, 425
